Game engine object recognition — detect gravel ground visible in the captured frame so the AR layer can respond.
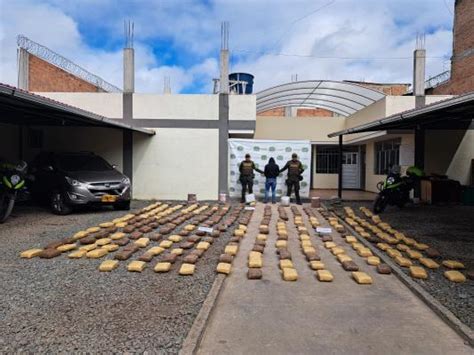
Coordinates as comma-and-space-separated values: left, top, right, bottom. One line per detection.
333, 201, 474, 329
0, 201, 238, 353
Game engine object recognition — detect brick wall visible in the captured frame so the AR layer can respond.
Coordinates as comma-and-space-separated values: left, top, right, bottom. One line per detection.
432, 0, 474, 95
258, 107, 334, 117
28, 54, 100, 92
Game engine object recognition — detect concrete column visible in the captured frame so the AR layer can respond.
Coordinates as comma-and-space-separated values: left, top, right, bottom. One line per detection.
413, 49, 426, 108
338, 135, 343, 198
218, 94, 229, 196
17, 48, 29, 90
123, 48, 135, 93
123, 130, 134, 187
220, 50, 229, 94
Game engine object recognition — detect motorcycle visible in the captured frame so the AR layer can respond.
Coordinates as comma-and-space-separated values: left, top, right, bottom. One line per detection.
0, 161, 29, 223
373, 165, 424, 213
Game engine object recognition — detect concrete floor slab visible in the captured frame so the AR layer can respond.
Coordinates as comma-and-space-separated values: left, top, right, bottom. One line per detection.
197, 203, 471, 355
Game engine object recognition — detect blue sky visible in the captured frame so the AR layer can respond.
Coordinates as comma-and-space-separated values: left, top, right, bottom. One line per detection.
0, 0, 455, 93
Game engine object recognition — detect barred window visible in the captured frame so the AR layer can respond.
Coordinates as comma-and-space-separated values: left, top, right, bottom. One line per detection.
374, 139, 401, 175
315, 146, 339, 174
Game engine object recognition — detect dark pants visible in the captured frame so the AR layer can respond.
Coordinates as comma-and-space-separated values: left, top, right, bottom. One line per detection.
240, 176, 253, 203
287, 180, 301, 204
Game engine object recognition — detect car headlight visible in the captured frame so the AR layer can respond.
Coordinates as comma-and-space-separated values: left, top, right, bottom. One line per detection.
387, 177, 395, 185
121, 177, 131, 185
65, 176, 84, 187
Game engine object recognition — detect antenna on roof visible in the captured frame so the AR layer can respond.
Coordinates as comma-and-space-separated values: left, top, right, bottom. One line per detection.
221, 21, 229, 51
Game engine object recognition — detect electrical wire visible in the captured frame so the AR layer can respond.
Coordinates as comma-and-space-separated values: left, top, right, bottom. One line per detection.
232, 49, 447, 60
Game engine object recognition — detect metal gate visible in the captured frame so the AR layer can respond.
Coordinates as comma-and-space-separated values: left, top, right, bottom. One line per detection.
342, 152, 360, 189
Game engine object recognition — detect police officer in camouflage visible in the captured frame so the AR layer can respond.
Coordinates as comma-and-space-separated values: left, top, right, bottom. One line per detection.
239, 153, 263, 203
280, 153, 304, 205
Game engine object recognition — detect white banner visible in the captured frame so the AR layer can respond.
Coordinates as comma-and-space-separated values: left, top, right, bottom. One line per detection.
228, 139, 311, 198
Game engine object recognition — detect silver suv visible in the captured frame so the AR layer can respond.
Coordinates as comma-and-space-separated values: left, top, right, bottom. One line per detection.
31, 152, 131, 214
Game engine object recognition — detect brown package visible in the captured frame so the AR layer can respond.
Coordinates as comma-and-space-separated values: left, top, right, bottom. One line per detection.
114, 251, 133, 261
123, 244, 140, 253
129, 231, 144, 240
211, 231, 221, 238
139, 226, 152, 234
161, 253, 178, 263
79, 236, 96, 245
183, 254, 199, 264
180, 241, 195, 249
123, 226, 135, 233
149, 233, 162, 241
138, 252, 155, 262
252, 245, 265, 253
219, 254, 233, 263
306, 252, 321, 261
322, 236, 333, 242
188, 235, 201, 243
425, 247, 441, 258
38, 248, 62, 259
342, 260, 359, 271
247, 268, 263, 279
179, 230, 190, 237
113, 237, 130, 246
279, 249, 292, 260
377, 263, 392, 274
45, 240, 65, 249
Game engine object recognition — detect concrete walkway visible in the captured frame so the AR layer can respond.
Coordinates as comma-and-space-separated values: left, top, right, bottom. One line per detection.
197, 203, 471, 355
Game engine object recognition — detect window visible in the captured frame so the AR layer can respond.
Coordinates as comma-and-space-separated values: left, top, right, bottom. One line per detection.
315, 146, 339, 174
374, 139, 401, 175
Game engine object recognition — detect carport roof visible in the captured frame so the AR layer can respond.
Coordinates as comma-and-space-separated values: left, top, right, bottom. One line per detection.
328, 92, 474, 137
256, 80, 386, 117
0, 83, 154, 135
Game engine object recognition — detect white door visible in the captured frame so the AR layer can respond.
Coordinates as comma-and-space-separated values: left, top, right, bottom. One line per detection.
342, 152, 360, 189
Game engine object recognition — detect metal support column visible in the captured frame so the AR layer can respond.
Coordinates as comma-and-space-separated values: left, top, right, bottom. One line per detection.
123, 130, 133, 186
414, 127, 425, 198
338, 135, 343, 198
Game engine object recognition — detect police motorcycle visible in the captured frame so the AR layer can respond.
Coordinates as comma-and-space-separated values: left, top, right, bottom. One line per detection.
0, 160, 30, 223
373, 165, 424, 213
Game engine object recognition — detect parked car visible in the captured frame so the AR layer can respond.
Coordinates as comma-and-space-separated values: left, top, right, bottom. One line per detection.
30, 152, 131, 214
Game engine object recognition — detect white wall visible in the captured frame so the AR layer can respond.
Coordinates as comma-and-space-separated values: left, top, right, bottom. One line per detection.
133, 94, 219, 120
35, 93, 123, 118
425, 129, 474, 185
29, 127, 124, 172
132, 128, 219, 200
229, 95, 256, 120
255, 116, 344, 143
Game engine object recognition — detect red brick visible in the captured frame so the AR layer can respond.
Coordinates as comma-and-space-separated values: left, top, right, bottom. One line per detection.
28, 55, 100, 92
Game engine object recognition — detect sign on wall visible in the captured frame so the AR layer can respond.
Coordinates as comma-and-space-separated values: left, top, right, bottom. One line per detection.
228, 139, 311, 198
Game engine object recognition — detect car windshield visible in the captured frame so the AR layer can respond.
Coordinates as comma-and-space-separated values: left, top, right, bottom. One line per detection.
57, 155, 112, 172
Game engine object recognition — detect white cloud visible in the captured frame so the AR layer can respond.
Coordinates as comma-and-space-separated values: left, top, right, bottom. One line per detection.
0, 0, 455, 93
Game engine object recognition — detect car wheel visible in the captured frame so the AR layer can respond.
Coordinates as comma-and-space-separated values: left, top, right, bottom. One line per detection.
113, 201, 131, 211
51, 191, 72, 215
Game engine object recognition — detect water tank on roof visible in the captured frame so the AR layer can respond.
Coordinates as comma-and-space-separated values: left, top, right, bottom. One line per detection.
229, 72, 254, 94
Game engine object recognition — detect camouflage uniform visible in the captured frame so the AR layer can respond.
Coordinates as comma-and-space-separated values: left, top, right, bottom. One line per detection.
239, 160, 262, 203
280, 159, 304, 204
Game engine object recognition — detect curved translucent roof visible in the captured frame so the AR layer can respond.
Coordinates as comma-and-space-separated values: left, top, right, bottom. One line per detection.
256, 80, 386, 117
